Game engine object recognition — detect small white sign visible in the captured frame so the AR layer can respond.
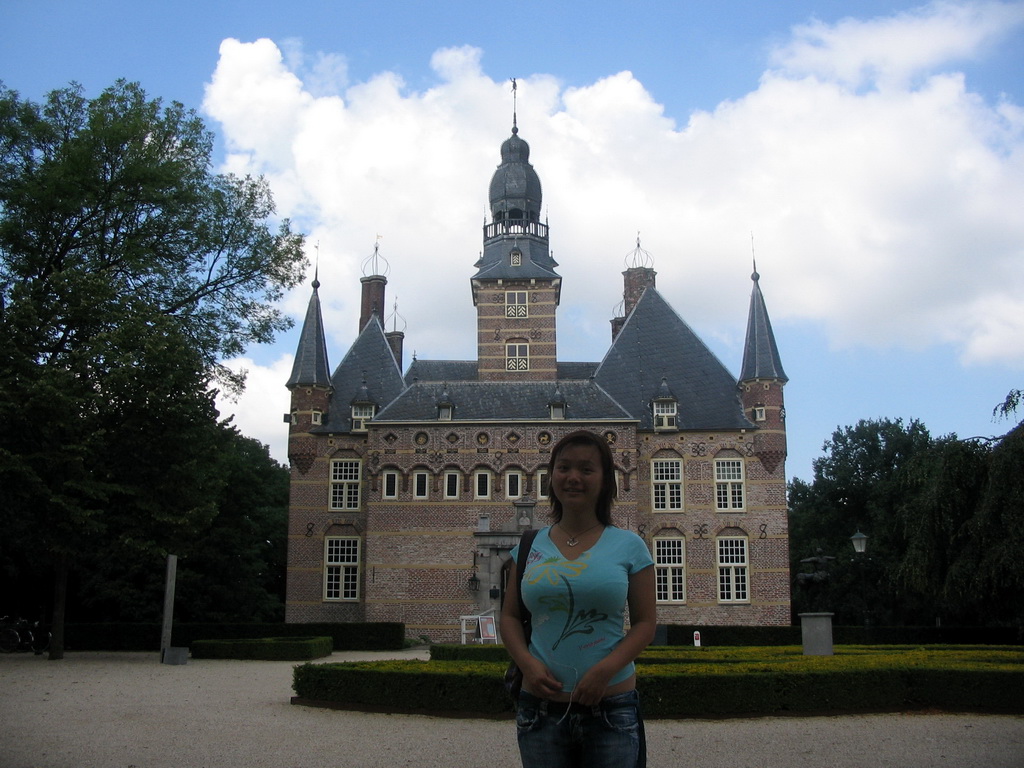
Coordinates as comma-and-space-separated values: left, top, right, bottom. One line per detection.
693, 630, 701, 647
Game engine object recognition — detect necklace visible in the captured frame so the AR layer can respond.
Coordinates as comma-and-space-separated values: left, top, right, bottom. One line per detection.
558, 522, 602, 547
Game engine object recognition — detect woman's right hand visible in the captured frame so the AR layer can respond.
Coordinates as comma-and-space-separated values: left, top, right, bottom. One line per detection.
521, 657, 563, 698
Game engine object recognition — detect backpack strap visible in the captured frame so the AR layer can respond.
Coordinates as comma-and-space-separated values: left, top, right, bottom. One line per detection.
515, 528, 540, 639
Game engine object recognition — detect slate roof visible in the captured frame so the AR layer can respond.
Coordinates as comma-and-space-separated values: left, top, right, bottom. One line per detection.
286, 283, 331, 388
374, 379, 632, 423
740, 270, 788, 382
319, 314, 406, 433
594, 287, 752, 431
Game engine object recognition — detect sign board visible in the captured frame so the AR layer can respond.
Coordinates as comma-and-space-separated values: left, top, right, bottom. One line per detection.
479, 616, 497, 642
693, 630, 701, 647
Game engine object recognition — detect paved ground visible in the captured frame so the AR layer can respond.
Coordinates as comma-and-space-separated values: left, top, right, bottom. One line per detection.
0, 648, 1022, 768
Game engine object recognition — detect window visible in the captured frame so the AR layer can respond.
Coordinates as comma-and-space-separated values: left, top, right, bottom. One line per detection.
311, 410, 323, 425
506, 342, 529, 371
654, 538, 686, 603
715, 459, 745, 510
506, 471, 523, 499
325, 537, 360, 600
475, 470, 491, 499
438, 404, 453, 421
351, 404, 374, 432
654, 400, 677, 430
510, 249, 522, 267
753, 406, 766, 422
717, 537, 748, 602
383, 471, 399, 499
652, 459, 683, 510
536, 469, 549, 499
549, 402, 565, 420
330, 460, 361, 510
506, 291, 528, 318
444, 471, 460, 499
414, 471, 429, 499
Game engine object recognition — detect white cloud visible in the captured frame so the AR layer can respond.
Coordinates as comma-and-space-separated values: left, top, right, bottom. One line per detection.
216, 355, 294, 463
204, 2, 1024, 448
771, 0, 1024, 90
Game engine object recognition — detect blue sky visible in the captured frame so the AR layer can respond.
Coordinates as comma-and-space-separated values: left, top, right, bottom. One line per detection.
4, 1, 1023, 483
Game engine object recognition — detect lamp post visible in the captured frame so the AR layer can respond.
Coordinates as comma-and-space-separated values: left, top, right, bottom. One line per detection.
850, 530, 868, 554
850, 530, 869, 628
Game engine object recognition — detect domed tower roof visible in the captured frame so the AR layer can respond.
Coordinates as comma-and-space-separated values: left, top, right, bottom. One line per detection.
488, 126, 543, 222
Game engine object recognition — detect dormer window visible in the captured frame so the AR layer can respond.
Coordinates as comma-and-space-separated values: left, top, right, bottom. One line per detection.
510, 249, 522, 267
439, 404, 453, 421
351, 404, 374, 432
654, 399, 677, 430
548, 384, 566, 420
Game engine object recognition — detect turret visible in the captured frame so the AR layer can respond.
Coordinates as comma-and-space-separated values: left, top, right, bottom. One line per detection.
739, 265, 788, 473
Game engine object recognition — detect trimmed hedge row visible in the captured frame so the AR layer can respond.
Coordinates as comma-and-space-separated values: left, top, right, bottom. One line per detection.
192, 636, 333, 661
663, 624, 1022, 646
294, 645, 1024, 718
61, 622, 404, 651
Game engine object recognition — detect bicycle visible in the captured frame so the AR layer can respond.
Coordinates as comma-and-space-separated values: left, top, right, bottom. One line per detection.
0, 616, 50, 655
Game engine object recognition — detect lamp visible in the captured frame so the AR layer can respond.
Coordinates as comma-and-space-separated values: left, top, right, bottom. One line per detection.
467, 572, 480, 591
850, 530, 868, 554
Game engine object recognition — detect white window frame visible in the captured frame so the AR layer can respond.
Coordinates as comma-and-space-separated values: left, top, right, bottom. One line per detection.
413, 471, 429, 499
351, 403, 374, 432
654, 537, 686, 603
717, 537, 749, 603
653, 400, 677, 429
311, 410, 323, 425
324, 536, 360, 601
506, 470, 523, 500
753, 406, 766, 422
652, 458, 683, 511
536, 469, 549, 499
505, 290, 528, 318
444, 471, 461, 499
474, 470, 491, 499
506, 342, 529, 371
715, 458, 745, 511
382, 470, 399, 500
329, 459, 361, 510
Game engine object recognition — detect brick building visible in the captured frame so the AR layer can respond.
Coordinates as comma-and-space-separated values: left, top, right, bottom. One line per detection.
284, 122, 791, 641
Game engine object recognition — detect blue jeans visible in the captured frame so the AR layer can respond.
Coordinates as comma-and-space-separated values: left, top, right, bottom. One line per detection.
515, 690, 646, 768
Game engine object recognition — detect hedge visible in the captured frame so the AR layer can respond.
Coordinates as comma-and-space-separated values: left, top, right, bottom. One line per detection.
294, 645, 1024, 718
191, 636, 333, 661
61, 622, 404, 651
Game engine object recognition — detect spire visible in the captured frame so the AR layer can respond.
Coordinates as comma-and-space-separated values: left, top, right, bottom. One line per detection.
740, 265, 787, 382
286, 275, 331, 389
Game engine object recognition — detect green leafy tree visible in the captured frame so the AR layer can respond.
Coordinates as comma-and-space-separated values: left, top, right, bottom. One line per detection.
0, 80, 305, 656
788, 418, 935, 625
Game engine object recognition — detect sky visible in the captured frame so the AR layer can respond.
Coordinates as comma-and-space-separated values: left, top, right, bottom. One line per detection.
4, 0, 1023, 484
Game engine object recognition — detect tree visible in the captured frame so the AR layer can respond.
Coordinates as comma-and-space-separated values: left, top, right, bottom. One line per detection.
0, 81, 305, 657
72, 425, 290, 624
788, 418, 935, 625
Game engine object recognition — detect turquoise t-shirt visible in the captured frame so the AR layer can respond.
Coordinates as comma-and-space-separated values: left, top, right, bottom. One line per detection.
511, 525, 654, 692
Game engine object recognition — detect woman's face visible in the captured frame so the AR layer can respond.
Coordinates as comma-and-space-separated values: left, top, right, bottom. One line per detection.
551, 442, 604, 516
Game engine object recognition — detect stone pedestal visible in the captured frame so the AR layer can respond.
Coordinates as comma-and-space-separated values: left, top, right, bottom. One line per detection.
799, 612, 834, 656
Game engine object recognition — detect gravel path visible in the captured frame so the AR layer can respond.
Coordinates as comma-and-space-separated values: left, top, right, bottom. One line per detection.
1, 649, 1021, 768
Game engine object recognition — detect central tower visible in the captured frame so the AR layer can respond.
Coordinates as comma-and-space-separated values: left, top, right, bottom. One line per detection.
471, 123, 561, 381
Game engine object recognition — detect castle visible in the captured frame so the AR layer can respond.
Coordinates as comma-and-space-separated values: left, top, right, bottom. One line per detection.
284, 121, 790, 641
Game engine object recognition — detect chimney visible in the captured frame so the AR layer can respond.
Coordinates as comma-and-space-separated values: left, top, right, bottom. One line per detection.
386, 330, 405, 370
622, 266, 656, 318
359, 275, 387, 332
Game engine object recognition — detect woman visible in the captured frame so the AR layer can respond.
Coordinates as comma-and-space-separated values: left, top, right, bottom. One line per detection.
500, 430, 656, 768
